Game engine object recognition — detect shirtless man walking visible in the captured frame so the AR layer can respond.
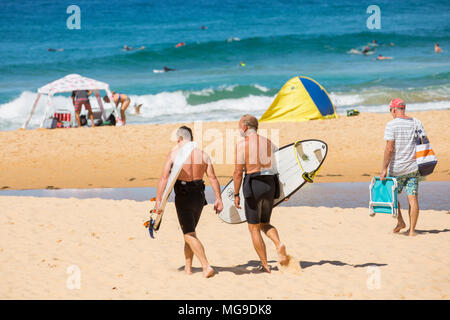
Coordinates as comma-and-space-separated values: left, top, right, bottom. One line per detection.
233, 115, 289, 273
155, 126, 223, 278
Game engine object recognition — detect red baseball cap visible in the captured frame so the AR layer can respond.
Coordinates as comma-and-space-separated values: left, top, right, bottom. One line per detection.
389, 98, 406, 109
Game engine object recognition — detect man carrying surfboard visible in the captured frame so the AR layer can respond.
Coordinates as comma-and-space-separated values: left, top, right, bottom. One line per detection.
154, 126, 223, 278
233, 115, 289, 273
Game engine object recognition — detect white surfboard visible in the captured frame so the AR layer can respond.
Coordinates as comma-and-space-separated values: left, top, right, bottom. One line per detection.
218, 139, 328, 224
152, 141, 197, 231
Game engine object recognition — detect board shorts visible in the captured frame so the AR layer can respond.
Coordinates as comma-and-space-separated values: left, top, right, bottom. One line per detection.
242, 172, 279, 224
74, 98, 92, 113
395, 171, 419, 196
174, 180, 207, 234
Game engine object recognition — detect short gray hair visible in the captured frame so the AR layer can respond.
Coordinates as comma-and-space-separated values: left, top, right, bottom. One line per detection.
242, 114, 258, 130
176, 126, 193, 141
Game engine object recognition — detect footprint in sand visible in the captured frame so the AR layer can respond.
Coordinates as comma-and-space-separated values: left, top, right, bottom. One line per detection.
129, 178, 136, 181
91, 233, 100, 239
1, 186, 9, 189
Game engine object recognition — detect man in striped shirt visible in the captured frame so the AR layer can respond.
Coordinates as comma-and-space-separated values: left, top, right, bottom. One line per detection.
381, 98, 425, 236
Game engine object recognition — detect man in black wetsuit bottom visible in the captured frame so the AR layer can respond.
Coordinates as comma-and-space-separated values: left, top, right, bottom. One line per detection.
155, 126, 223, 278
233, 115, 290, 273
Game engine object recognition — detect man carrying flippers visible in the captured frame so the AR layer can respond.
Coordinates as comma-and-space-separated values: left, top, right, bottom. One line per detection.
233, 115, 289, 273
155, 126, 223, 278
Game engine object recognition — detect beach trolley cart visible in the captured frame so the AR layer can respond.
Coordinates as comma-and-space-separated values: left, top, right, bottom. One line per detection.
369, 177, 399, 218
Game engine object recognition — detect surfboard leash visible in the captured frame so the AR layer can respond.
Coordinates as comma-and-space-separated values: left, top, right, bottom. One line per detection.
293, 140, 316, 183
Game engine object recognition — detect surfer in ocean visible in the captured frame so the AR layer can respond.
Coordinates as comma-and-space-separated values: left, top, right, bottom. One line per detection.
154, 126, 223, 278
233, 114, 289, 273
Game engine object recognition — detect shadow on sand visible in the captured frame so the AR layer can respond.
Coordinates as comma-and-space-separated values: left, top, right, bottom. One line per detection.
177, 260, 279, 275
300, 260, 388, 269
178, 259, 390, 274
413, 228, 450, 235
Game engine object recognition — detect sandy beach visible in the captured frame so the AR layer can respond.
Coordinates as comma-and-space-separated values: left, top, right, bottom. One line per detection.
0, 196, 448, 299
1, 0, 449, 304
0, 110, 449, 190
1, 111, 449, 300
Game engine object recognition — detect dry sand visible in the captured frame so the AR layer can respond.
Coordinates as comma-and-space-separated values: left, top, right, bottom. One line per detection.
0, 196, 448, 299
1, 110, 448, 300
0, 110, 449, 190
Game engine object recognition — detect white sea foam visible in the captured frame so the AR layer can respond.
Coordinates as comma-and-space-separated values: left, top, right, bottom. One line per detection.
0, 87, 448, 130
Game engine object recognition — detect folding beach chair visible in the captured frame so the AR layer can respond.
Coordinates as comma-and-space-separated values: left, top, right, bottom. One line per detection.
53, 108, 73, 128
369, 177, 399, 218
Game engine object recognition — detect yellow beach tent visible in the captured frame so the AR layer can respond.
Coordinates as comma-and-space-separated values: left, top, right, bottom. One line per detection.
260, 76, 337, 122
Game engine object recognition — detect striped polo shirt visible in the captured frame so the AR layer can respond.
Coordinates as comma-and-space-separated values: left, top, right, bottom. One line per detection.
384, 117, 425, 177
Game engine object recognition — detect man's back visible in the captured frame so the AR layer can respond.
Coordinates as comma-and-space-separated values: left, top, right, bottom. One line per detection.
74, 90, 88, 100
384, 117, 425, 176
178, 147, 207, 181
241, 133, 277, 174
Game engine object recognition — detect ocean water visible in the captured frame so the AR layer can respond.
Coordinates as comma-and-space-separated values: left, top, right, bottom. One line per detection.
0, 0, 449, 130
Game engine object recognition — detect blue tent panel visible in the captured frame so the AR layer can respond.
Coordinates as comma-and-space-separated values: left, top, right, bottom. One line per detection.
300, 77, 335, 116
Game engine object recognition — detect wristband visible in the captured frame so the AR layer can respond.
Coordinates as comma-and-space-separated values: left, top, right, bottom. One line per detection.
234, 193, 240, 197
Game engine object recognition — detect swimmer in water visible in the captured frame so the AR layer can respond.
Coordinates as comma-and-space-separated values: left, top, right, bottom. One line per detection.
376, 54, 393, 60
123, 45, 145, 51
163, 66, 177, 72
435, 43, 443, 54
239, 61, 246, 67
362, 45, 373, 55
134, 103, 142, 115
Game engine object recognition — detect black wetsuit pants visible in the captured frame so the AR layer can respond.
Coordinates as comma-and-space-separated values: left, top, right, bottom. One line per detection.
242, 173, 278, 224
174, 180, 207, 234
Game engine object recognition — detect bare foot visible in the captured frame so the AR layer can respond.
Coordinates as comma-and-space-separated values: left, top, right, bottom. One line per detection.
277, 243, 289, 266
256, 264, 271, 273
407, 230, 417, 237
184, 267, 192, 275
203, 266, 214, 278
393, 221, 406, 233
